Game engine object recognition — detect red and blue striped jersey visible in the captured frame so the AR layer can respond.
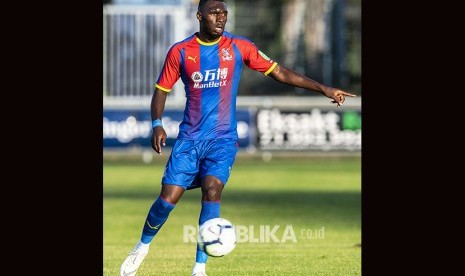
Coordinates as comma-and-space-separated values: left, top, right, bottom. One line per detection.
155, 31, 277, 140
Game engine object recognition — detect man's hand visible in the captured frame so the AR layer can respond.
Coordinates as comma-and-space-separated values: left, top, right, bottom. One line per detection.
324, 87, 357, 107
151, 126, 167, 155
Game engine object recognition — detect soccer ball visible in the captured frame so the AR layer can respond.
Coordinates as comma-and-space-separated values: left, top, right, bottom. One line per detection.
198, 218, 237, 257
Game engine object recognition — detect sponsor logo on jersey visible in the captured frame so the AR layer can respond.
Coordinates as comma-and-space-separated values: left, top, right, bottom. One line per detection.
191, 71, 203, 83
192, 68, 229, 88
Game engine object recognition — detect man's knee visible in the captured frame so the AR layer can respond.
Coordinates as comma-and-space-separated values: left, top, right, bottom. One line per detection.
160, 184, 185, 204
201, 176, 224, 201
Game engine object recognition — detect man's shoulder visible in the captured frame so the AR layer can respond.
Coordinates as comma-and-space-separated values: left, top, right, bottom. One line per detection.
169, 34, 197, 51
223, 31, 253, 44
223, 32, 258, 51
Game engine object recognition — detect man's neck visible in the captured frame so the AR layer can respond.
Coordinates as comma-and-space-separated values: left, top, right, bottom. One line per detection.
196, 32, 221, 43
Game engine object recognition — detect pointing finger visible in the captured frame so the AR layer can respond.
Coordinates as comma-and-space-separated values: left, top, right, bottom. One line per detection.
343, 92, 357, 97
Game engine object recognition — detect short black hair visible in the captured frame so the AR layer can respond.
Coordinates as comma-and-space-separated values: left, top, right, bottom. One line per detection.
198, 0, 226, 12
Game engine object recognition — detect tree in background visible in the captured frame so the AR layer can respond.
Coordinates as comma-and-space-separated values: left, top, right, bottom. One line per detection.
232, 0, 360, 95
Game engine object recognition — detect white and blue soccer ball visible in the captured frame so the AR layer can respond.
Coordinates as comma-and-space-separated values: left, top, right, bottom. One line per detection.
198, 218, 237, 257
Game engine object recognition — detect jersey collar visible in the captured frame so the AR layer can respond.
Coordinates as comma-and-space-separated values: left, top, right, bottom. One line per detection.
196, 36, 222, 46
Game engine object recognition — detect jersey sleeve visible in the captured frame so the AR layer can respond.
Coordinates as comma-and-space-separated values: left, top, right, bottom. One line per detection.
238, 39, 278, 76
155, 45, 182, 92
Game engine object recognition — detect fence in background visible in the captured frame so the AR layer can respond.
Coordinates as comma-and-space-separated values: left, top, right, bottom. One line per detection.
103, 2, 356, 107
103, 4, 196, 105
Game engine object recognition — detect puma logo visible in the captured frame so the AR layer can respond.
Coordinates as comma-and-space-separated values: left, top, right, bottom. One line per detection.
188, 55, 198, 63
146, 221, 161, 230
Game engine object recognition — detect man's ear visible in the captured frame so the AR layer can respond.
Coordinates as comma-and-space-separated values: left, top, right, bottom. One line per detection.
196, 12, 202, 21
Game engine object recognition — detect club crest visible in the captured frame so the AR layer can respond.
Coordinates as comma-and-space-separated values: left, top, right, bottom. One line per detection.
222, 48, 233, 61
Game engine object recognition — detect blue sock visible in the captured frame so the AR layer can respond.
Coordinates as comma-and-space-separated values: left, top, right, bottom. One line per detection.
140, 196, 175, 244
195, 201, 220, 263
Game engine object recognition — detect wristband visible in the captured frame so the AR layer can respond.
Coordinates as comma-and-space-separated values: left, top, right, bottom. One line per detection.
152, 119, 163, 128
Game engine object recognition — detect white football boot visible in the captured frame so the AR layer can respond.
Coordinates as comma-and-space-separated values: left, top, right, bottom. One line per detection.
120, 243, 149, 276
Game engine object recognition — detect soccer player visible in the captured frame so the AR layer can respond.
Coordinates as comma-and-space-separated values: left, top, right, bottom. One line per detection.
120, 0, 356, 275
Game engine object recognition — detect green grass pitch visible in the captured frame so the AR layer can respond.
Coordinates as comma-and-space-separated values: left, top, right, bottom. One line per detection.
104, 154, 361, 275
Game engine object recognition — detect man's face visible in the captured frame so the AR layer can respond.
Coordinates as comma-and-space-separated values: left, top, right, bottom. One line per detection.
198, 1, 228, 39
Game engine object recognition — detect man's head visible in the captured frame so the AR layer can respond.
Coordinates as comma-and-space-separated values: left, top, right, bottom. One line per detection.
196, 0, 228, 41
197, 0, 226, 12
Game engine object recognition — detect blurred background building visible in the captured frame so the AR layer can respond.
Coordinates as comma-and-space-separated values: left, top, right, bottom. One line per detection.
103, 0, 361, 156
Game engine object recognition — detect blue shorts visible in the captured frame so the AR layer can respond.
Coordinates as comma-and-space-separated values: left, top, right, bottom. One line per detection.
162, 138, 239, 190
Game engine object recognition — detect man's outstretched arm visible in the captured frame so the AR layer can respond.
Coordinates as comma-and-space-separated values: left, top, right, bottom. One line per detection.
268, 64, 356, 106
